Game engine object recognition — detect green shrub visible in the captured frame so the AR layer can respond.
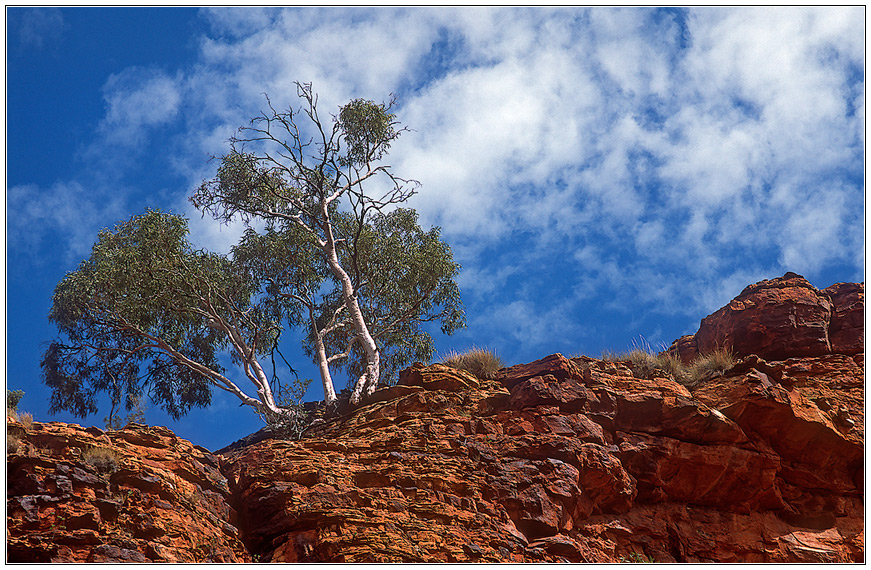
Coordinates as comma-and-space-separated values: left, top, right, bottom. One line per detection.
440, 347, 504, 379
7, 389, 24, 412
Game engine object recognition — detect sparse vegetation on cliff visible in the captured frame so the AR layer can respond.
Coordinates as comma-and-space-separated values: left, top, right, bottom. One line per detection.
7, 388, 24, 412
81, 445, 121, 473
440, 347, 504, 379
602, 340, 735, 387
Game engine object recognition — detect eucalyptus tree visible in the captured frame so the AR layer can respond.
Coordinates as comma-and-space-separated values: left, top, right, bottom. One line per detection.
193, 82, 463, 405
233, 207, 465, 405
42, 210, 291, 421
42, 84, 465, 425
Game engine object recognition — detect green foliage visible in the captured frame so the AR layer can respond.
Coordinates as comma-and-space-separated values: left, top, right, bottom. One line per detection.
441, 347, 504, 380
338, 97, 398, 167
232, 222, 328, 331
330, 208, 466, 385
42, 209, 268, 420
7, 389, 24, 411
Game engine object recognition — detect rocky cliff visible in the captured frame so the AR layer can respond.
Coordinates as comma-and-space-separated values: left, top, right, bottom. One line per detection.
6, 273, 864, 562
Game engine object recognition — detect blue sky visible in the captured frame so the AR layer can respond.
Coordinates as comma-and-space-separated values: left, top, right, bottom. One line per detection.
6, 7, 865, 451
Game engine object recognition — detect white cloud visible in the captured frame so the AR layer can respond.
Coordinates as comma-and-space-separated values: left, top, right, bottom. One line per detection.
17, 7, 64, 51
98, 67, 183, 147
472, 298, 581, 354
8, 182, 126, 262
777, 184, 853, 273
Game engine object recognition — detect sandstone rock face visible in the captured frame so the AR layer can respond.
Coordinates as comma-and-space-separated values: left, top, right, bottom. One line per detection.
823, 281, 865, 355
670, 273, 864, 363
6, 421, 249, 563
218, 354, 862, 563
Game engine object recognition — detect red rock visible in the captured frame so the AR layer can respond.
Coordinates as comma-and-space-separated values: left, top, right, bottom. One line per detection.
695, 272, 833, 360
823, 282, 864, 355
670, 273, 864, 363
496, 353, 581, 389
667, 334, 699, 365
220, 348, 858, 562
6, 420, 249, 563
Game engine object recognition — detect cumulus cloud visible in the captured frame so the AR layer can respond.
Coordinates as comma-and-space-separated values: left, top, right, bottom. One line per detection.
98, 67, 183, 147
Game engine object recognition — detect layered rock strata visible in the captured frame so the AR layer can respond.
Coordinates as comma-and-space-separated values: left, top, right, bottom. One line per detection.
6, 421, 249, 562
221, 352, 863, 563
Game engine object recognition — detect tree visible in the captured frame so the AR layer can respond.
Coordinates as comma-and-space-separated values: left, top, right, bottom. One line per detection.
42, 210, 289, 421
42, 84, 465, 425
233, 207, 465, 403
192, 82, 463, 405
7, 389, 24, 412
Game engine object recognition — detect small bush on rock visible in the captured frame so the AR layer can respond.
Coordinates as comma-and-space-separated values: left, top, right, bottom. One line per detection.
82, 446, 121, 473
258, 378, 314, 441
440, 347, 504, 379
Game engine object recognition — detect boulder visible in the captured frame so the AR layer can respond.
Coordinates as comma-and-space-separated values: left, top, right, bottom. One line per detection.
670, 273, 864, 362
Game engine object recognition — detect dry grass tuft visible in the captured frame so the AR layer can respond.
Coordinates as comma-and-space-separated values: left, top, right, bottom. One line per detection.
8, 410, 33, 429
82, 446, 121, 473
684, 347, 736, 387
440, 347, 505, 379
601, 337, 735, 387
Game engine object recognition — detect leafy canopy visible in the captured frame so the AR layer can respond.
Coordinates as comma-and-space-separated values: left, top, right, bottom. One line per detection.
42, 209, 275, 420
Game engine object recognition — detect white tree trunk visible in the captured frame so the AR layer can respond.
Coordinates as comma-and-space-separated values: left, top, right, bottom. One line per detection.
313, 330, 338, 405
320, 205, 380, 406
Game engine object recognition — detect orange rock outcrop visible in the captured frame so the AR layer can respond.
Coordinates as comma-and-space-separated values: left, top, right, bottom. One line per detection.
668, 272, 864, 363
7, 272, 864, 562
6, 421, 249, 562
